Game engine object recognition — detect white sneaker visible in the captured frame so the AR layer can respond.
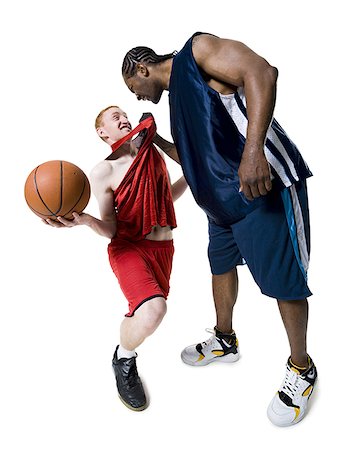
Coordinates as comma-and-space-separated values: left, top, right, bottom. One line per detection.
267, 356, 317, 427
181, 327, 240, 366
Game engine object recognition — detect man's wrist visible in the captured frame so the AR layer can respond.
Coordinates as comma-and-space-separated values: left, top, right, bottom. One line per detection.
243, 141, 265, 156
84, 214, 96, 228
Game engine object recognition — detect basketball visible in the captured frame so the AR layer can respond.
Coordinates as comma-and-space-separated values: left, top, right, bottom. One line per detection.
24, 160, 91, 221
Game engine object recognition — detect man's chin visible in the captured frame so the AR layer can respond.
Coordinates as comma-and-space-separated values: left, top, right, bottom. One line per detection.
119, 129, 131, 139
151, 92, 163, 104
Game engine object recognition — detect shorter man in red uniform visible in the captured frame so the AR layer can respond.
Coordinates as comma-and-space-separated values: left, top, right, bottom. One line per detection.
45, 106, 186, 411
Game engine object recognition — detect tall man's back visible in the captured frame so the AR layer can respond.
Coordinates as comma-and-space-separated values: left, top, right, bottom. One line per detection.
122, 32, 317, 427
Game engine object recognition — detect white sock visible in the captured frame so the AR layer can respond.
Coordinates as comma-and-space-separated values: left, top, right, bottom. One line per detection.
118, 345, 136, 359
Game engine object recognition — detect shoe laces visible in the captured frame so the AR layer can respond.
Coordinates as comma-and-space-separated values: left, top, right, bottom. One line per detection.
123, 363, 139, 388
201, 328, 218, 347
280, 365, 301, 399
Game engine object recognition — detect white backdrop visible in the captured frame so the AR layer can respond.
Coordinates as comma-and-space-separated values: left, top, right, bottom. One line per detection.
1, 0, 354, 448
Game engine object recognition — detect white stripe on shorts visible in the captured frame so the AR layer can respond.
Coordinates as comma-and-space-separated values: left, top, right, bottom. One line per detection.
289, 184, 309, 272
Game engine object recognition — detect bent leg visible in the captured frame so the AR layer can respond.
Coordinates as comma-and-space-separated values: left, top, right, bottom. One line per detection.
120, 297, 167, 350
113, 298, 167, 412
277, 298, 309, 367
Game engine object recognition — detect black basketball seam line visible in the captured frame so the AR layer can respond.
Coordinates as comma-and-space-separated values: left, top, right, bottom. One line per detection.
45, 160, 63, 216
33, 164, 58, 216
60, 176, 89, 218
27, 204, 58, 218
57, 160, 64, 215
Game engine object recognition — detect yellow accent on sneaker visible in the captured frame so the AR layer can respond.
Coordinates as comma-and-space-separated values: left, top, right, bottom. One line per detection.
294, 407, 300, 420
212, 350, 224, 356
290, 366, 301, 375
302, 385, 312, 397
197, 354, 205, 362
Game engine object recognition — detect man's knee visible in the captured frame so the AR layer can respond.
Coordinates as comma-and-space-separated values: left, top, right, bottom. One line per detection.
140, 297, 167, 334
212, 267, 237, 279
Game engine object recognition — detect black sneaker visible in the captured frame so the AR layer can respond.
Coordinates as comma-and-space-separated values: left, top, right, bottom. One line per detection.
112, 346, 147, 411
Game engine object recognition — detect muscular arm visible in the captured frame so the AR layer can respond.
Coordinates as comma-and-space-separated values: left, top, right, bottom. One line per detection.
153, 133, 181, 164
193, 34, 278, 200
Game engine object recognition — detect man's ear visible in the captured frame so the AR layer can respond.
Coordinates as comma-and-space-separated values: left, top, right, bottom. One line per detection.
136, 63, 149, 77
97, 127, 107, 139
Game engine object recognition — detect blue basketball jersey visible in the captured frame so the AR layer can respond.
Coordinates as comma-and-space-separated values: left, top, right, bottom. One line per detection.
169, 32, 312, 226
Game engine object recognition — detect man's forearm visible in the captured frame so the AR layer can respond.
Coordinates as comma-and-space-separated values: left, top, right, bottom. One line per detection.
153, 133, 174, 152
85, 214, 117, 238
153, 134, 180, 164
243, 65, 278, 150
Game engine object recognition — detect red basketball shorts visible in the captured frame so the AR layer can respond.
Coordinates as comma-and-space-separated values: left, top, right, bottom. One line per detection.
107, 238, 174, 317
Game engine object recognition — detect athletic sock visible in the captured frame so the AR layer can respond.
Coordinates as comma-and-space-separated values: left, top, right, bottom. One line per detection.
289, 356, 312, 374
117, 345, 136, 360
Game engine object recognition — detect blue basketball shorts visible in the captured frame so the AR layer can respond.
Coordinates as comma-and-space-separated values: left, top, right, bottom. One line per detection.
208, 180, 312, 300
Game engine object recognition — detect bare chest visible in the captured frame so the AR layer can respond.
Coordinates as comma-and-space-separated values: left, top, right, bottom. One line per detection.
109, 156, 136, 191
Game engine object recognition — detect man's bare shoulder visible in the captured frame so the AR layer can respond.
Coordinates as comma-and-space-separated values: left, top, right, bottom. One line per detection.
192, 33, 251, 62
90, 160, 114, 182
192, 33, 219, 54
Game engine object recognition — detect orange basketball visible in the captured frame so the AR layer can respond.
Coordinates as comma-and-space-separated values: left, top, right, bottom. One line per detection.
24, 160, 91, 221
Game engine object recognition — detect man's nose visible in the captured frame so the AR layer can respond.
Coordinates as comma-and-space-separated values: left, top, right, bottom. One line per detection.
120, 120, 129, 128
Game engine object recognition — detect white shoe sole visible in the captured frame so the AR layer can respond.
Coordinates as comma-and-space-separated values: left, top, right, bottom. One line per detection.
181, 352, 240, 366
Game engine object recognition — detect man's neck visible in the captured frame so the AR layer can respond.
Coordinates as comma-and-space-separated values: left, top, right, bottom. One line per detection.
107, 140, 137, 161
116, 141, 138, 157
160, 58, 174, 90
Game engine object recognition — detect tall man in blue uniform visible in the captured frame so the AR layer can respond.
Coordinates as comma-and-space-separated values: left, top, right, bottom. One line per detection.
122, 32, 317, 426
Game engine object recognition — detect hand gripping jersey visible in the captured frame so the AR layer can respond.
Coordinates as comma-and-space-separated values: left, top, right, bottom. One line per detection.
110, 116, 177, 241
169, 32, 312, 226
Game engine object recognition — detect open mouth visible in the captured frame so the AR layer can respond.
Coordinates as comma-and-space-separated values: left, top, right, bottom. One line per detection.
120, 124, 132, 131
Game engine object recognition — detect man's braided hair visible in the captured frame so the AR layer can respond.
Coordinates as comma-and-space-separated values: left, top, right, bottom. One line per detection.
122, 46, 177, 77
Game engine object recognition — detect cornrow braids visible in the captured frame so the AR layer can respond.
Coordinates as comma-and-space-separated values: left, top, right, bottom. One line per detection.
122, 46, 177, 78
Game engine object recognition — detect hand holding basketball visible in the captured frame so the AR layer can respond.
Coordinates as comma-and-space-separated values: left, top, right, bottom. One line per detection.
43, 212, 92, 228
